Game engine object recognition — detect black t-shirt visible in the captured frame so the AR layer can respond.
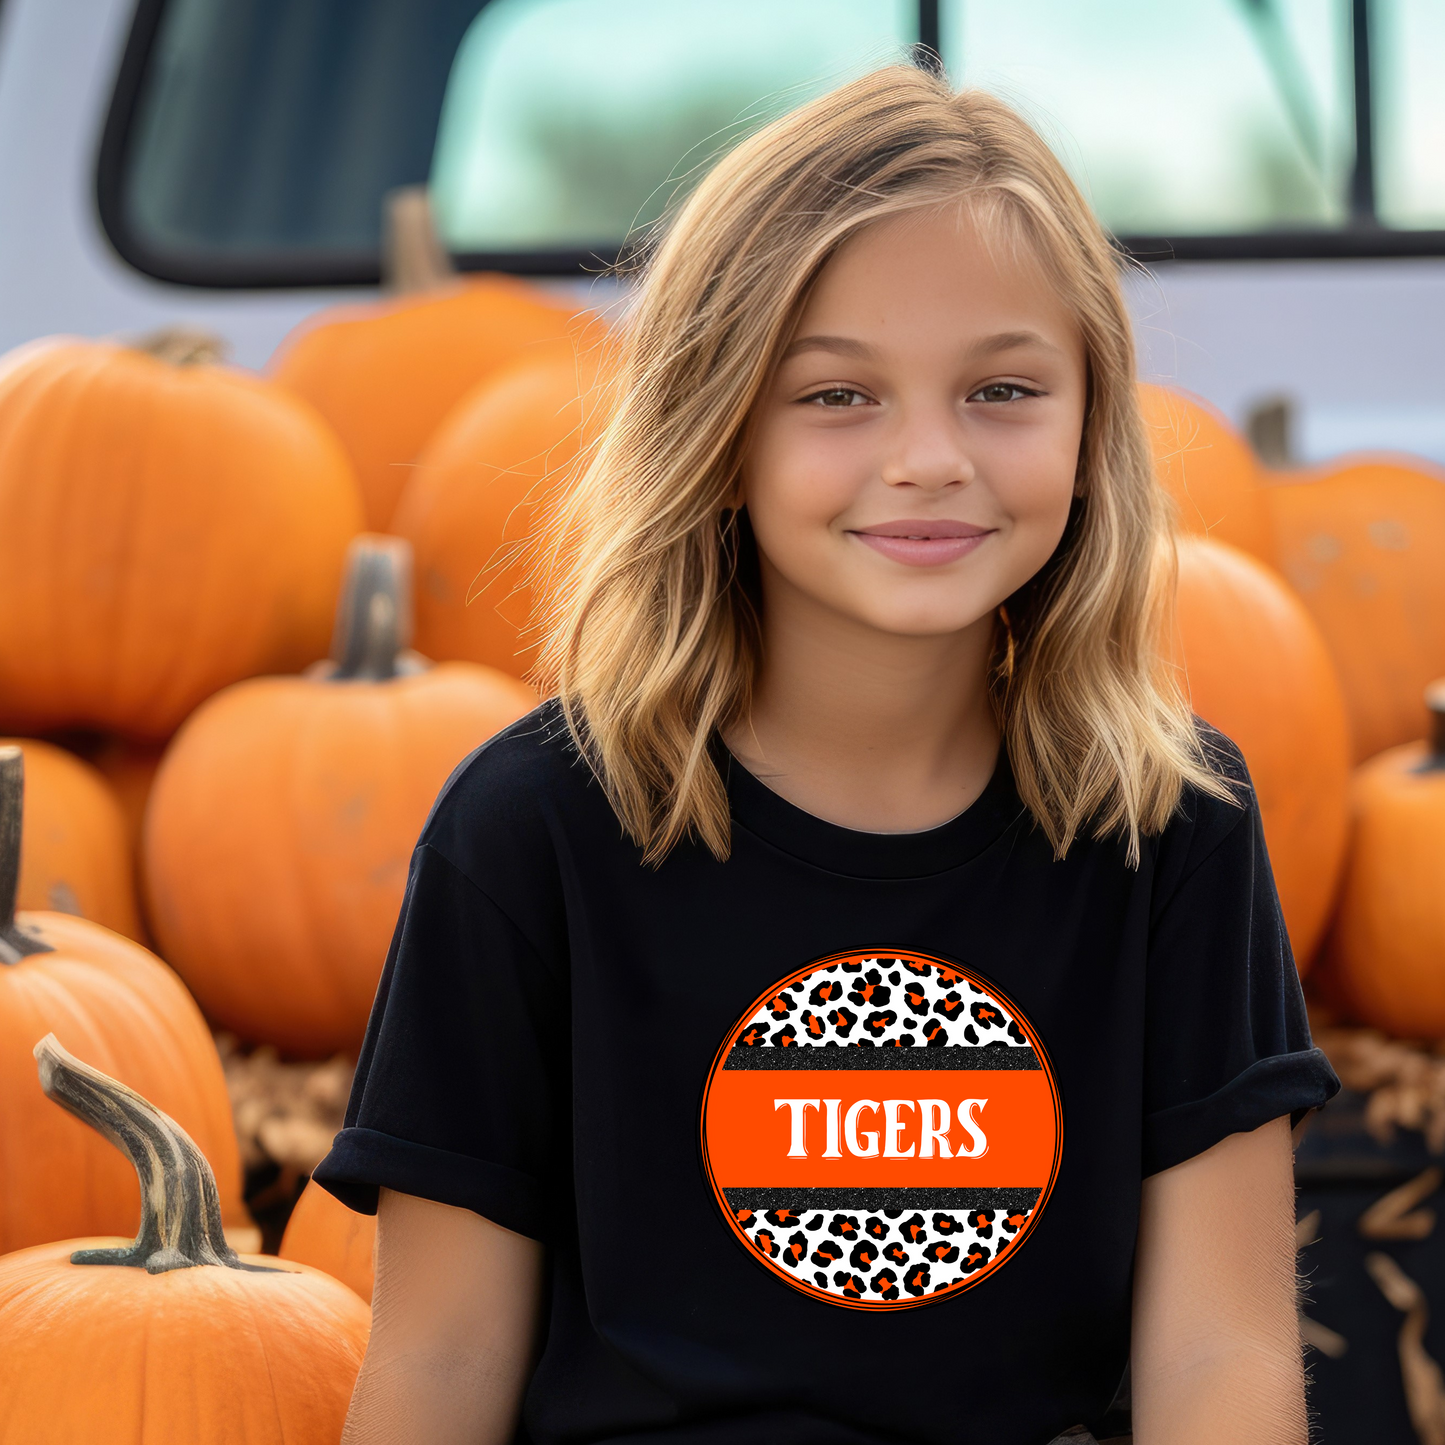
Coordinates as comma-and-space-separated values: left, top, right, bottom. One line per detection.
314, 700, 1338, 1445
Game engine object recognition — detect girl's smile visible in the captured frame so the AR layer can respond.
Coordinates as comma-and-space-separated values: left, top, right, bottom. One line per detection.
848, 518, 995, 567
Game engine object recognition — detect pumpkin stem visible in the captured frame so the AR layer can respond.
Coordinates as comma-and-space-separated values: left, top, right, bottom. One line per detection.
1427, 680, 1445, 766
1244, 393, 1295, 468
328, 534, 424, 681
0, 747, 54, 965
132, 327, 231, 367
33, 1033, 284, 1274
383, 185, 456, 294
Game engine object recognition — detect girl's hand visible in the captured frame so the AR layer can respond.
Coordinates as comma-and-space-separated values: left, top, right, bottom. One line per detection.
1131, 1116, 1306, 1444
341, 1187, 544, 1445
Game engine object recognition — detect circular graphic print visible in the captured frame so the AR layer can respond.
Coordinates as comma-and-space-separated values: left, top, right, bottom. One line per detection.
700, 949, 1062, 1310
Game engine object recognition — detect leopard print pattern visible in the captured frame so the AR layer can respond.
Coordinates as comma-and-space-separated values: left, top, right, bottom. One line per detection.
731, 1200, 1034, 1303
732, 955, 1032, 1052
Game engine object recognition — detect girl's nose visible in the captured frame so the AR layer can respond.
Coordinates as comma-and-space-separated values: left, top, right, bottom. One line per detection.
879, 406, 976, 492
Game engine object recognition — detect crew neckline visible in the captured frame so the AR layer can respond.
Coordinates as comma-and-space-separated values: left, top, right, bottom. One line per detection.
720, 740, 1026, 879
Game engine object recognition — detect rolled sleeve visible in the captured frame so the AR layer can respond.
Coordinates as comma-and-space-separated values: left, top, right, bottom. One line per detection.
312, 842, 569, 1240
1142, 781, 1339, 1176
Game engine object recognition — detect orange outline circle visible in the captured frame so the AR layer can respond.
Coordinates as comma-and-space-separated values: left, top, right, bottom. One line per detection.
699, 947, 1063, 1310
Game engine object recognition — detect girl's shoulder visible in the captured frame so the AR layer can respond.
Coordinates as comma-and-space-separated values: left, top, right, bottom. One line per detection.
414, 696, 604, 892
1148, 718, 1260, 898
427, 694, 588, 815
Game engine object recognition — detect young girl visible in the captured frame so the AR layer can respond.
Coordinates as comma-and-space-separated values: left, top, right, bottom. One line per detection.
316, 65, 1338, 1445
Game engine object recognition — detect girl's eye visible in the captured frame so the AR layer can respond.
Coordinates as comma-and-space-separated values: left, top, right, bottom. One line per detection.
970, 383, 1038, 404
803, 387, 870, 408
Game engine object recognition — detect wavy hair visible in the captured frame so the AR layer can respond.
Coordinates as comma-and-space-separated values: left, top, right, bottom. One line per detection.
533, 64, 1232, 865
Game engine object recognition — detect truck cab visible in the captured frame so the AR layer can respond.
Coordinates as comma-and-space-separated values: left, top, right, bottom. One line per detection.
1, 0, 1441, 474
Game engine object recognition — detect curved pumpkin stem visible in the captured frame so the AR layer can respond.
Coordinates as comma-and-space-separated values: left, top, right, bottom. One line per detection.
0, 747, 53, 965
383, 185, 456, 295
132, 327, 230, 367
33, 1033, 283, 1274
328, 534, 427, 681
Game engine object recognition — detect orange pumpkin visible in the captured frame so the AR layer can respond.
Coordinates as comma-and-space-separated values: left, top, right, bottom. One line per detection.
1324, 684, 1445, 1038
1264, 457, 1445, 763
1172, 538, 1352, 970
3, 736, 141, 940
392, 330, 614, 676
0, 1035, 369, 1443
269, 276, 583, 528
0, 746, 248, 1253
144, 536, 539, 1058
0, 333, 364, 740
1139, 383, 1274, 563
280, 1179, 377, 1304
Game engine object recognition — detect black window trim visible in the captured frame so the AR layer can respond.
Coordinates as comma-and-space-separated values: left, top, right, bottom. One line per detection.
95, 0, 1445, 292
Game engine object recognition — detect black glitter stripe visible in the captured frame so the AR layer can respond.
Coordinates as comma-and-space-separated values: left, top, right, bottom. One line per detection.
723, 1044, 1039, 1071
724, 1187, 1041, 1212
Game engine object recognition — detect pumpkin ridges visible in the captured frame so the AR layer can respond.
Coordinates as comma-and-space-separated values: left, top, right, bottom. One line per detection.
1172, 538, 1352, 968
217, 378, 354, 675
269, 277, 583, 528
18, 351, 109, 719
130, 363, 314, 723
394, 336, 613, 674
0, 1244, 368, 1441
6, 353, 65, 717
134, 356, 210, 725
289, 687, 365, 1027
1264, 459, 1445, 762
55, 351, 157, 721
0, 340, 365, 738
293, 670, 530, 1032
146, 684, 345, 1044
143, 687, 312, 1050
337, 688, 409, 1010
1326, 725, 1445, 1038
146, 670, 538, 1056
2, 359, 54, 718
4, 738, 141, 939
109, 353, 167, 723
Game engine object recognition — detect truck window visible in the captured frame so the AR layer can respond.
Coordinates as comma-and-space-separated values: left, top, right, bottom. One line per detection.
429, 0, 914, 254
1375, 0, 1445, 228
940, 0, 1354, 237
99, 0, 1445, 287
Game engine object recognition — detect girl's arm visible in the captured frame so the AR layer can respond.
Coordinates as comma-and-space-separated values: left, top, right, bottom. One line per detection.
341, 1187, 544, 1445
1131, 1115, 1306, 1445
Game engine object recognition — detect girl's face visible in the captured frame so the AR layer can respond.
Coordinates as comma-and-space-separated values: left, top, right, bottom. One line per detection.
741, 203, 1088, 640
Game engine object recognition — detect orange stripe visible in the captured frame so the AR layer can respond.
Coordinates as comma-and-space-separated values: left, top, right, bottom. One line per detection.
705, 1068, 1057, 1189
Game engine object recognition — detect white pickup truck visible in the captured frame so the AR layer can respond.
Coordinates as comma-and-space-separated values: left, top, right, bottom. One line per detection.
0, 0, 1442, 470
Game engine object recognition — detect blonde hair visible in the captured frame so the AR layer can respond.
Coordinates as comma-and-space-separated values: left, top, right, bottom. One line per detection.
535, 64, 1232, 865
